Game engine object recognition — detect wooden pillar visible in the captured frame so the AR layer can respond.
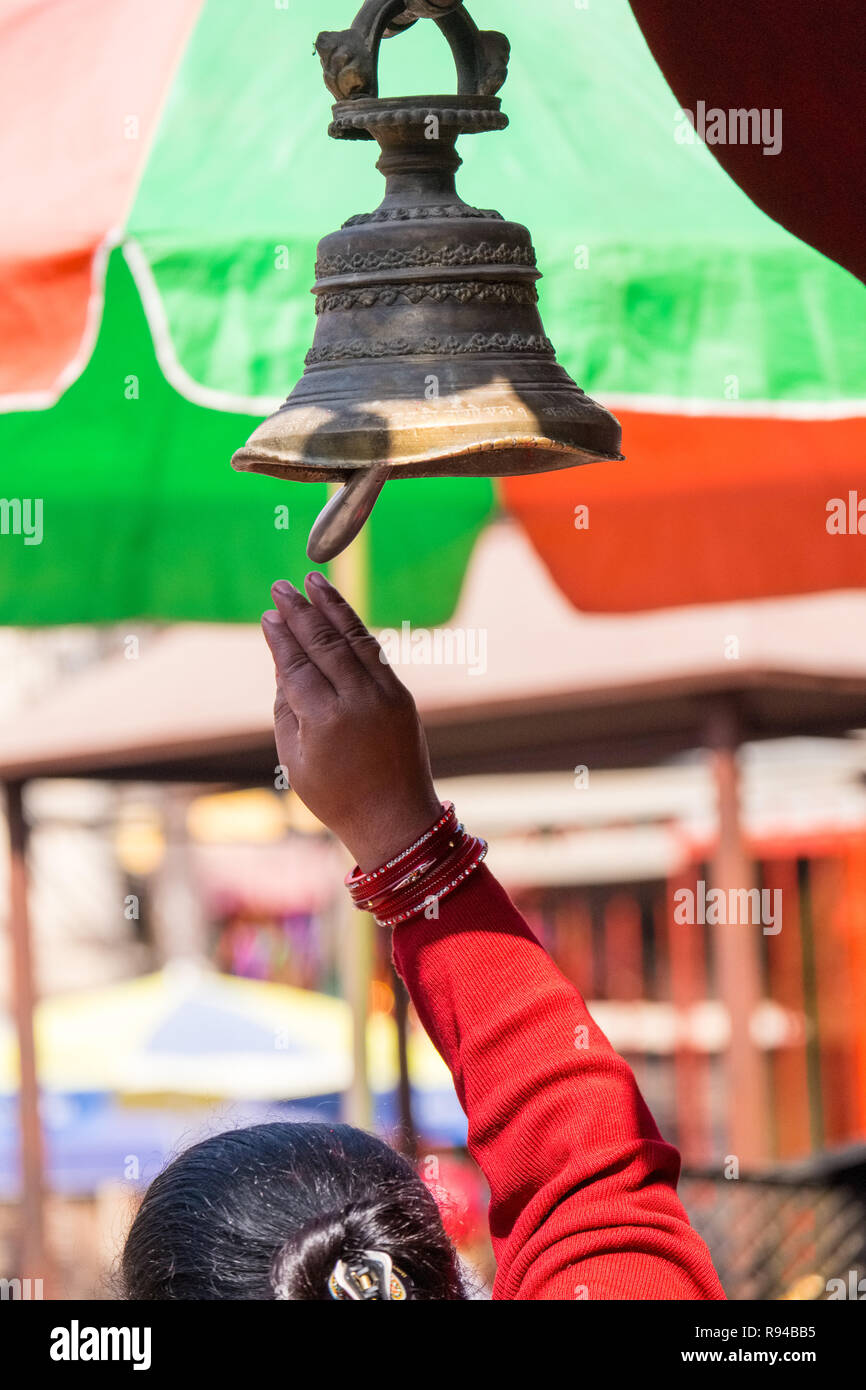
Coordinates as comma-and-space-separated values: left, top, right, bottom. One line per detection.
844, 839, 866, 1135
811, 855, 853, 1144
797, 857, 825, 1150
553, 894, 594, 994
151, 788, 208, 963
664, 869, 711, 1165
331, 527, 377, 1133
705, 701, 770, 1168
602, 892, 643, 1000
5, 781, 51, 1290
329, 520, 417, 1142
390, 958, 418, 1159
763, 856, 811, 1158
337, 886, 375, 1129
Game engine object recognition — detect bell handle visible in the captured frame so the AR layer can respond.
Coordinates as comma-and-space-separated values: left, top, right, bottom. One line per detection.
316, 1, 509, 103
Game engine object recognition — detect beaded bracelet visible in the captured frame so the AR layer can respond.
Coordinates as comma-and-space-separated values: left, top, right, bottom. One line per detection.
345, 802, 487, 928
348, 803, 458, 910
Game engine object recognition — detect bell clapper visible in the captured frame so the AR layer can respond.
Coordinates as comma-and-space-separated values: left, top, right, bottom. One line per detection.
307, 465, 391, 563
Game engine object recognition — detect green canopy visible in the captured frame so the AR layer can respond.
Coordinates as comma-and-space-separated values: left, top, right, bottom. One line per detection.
2, 0, 861, 625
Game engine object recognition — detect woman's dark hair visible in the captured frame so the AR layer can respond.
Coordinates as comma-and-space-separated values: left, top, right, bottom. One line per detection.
121, 1122, 465, 1300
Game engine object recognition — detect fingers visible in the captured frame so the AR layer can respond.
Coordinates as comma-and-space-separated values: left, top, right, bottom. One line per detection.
270, 579, 370, 694
262, 607, 331, 715
304, 571, 395, 687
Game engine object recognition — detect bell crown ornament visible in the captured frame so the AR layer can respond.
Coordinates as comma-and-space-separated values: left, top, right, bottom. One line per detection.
231, 0, 623, 561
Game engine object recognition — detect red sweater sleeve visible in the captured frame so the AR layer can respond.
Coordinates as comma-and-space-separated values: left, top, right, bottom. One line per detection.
391, 865, 725, 1301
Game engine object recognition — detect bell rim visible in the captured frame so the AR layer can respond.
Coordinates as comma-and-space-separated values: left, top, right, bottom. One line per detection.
231, 436, 624, 485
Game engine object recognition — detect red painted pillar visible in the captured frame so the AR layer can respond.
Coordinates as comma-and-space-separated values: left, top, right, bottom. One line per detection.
705, 702, 770, 1168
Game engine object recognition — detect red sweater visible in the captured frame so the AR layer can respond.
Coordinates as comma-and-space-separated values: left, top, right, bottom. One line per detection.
392, 866, 725, 1301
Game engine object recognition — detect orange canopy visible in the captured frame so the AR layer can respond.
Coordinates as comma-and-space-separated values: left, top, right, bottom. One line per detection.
505, 409, 866, 612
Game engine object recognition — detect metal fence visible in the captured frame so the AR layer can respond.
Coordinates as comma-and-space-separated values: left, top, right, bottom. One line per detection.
681, 1148, 866, 1301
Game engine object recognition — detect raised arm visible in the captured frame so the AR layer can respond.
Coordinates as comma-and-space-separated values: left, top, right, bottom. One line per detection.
262, 574, 724, 1301
391, 867, 724, 1299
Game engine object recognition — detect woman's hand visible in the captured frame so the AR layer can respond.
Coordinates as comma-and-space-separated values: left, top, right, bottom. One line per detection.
262, 573, 442, 872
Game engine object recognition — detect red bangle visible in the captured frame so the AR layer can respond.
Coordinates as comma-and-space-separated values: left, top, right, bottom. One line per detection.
345, 802, 487, 928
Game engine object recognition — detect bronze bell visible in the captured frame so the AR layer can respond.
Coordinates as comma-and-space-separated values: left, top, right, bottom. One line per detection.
232, 0, 623, 561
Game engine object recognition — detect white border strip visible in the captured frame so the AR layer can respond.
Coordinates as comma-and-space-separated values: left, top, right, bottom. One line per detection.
123, 238, 282, 416
601, 391, 866, 421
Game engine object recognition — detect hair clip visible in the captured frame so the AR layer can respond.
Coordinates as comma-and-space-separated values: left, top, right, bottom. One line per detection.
328, 1250, 407, 1301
